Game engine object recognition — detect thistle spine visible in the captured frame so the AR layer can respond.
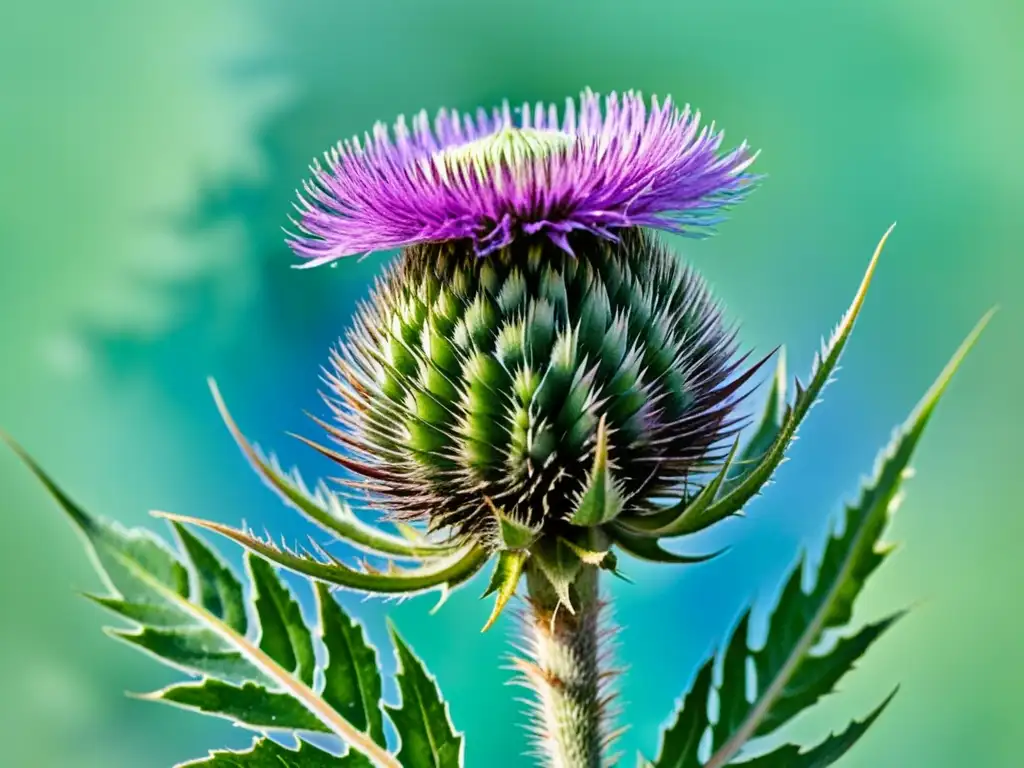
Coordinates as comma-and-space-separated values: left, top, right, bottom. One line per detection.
516, 565, 618, 768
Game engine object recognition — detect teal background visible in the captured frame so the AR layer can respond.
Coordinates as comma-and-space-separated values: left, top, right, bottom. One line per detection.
1, 0, 1020, 766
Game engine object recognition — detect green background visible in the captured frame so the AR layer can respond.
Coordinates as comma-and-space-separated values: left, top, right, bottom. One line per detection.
1, 0, 1020, 765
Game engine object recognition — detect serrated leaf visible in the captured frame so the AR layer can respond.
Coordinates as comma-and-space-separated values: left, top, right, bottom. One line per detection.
248, 554, 316, 686
385, 625, 463, 768
620, 226, 894, 538
144, 679, 329, 733
755, 613, 902, 737
570, 415, 626, 526
210, 378, 457, 559
316, 582, 387, 747
480, 548, 528, 632
729, 691, 895, 767
156, 512, 489, 600
651, 659, 714, 768
4, 444, 402, 768
180, 736, 373, 767
175, 523, 248, 634
652, 311, 991, 768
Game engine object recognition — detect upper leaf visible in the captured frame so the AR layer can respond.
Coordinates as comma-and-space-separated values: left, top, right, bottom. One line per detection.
385, 625, 464, 768
650, 309, 992, 768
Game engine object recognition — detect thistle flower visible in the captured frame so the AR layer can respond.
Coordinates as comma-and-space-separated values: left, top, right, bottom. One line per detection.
290, 89, 756, 264
292, 91, 763, 554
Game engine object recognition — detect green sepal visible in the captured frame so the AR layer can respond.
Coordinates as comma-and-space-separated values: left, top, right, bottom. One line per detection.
385, 623, 464, 768
486, 497, 541, 551
569, 415, 627, 526
179, 737, 374, 767
210, 379, 457, 559
155, 511, 489, 599
619, 225, 894, 538
530, 536, 582, 612
480, 548, 528, 632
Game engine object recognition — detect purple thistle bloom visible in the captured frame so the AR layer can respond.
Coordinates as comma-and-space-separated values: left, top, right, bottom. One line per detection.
289, 89, 758, 266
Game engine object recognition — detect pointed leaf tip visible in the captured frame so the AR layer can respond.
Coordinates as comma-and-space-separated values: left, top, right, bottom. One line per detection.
481, 549, 528, 632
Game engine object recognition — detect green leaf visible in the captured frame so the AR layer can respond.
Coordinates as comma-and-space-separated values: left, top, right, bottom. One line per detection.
729, 692, 896, 767
620, 225, 895, 538
180, 736, 374, 767
174, 523, 248, 634
651, 659, 714, 768
248, 554, 317, 687
3, 443, 402, 768
155, 512, 489, 601
480, 548, 528, 632
385, 625, 463, 768
210, 378, 457, 559
316, 582, 387, 747
651, 310, 991, 768
142, 679, 329, 733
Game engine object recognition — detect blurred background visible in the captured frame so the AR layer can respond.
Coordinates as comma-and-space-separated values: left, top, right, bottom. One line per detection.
1, 0, 1020, 765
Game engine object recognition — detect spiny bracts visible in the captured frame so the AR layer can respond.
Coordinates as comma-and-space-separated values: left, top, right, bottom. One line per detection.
312, 228, 764, 549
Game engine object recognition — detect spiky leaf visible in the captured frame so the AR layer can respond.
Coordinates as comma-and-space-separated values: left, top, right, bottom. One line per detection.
180, 737, 374, 767
248, 554, 316, 686
652, 311, 991, 768
174, 523, 248, 634
3, 443, 403, 767
385, 626, 464, 768
315, 582, 388, 747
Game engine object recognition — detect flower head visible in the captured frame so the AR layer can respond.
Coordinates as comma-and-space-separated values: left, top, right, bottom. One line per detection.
290, 89, 757, 266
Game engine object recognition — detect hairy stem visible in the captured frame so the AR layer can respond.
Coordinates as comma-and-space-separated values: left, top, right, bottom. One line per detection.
519, 564, 608, 768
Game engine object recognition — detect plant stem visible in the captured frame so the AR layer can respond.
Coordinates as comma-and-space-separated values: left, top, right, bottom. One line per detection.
521, 564, 606, 768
